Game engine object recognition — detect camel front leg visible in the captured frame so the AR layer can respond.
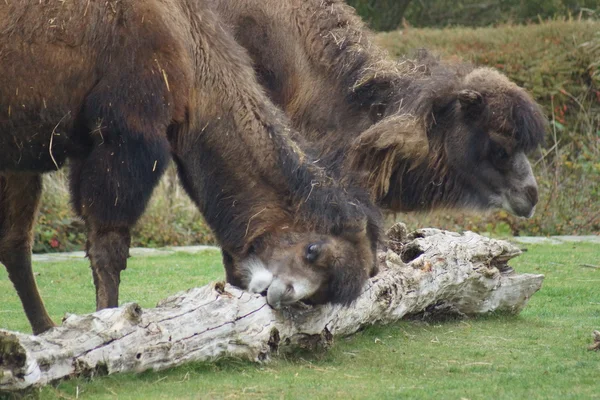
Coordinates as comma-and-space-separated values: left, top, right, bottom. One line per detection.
0, 173, 55, 334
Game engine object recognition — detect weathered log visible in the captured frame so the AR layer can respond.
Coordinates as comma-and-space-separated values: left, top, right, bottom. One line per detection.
0, 227, 544, 391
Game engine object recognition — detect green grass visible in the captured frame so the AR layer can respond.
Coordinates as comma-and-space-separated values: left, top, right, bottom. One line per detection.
1, 244, 599, 399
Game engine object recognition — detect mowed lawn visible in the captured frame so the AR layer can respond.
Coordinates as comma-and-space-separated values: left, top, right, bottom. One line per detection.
1, 243, 599, 400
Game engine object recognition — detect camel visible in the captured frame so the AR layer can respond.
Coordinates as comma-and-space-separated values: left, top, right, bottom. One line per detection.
0, 0, 381, 334
210, 0, 547, 217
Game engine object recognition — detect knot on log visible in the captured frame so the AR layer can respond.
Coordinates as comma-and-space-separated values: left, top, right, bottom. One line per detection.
214, 281, 226, 294
123, 303, 143, 322
267, 328, 280, 353
291, 328, 334, 353
386, 222, 409, 253
0, 331, 27, 372
400, 242, 425, 264
407, 301, 466, 322
73, 359, 109, 379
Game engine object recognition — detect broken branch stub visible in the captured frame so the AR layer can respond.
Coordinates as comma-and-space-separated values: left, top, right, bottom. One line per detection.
0, 226, 544, 391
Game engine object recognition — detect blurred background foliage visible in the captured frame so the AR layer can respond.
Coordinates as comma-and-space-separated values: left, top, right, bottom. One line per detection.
347, 0, 598, 30
34, 1, 599, 252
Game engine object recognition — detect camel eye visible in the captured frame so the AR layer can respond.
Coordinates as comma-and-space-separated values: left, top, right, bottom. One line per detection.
496, 147, 508, 160
490, 144, 510, 168
305, 243, 321, 263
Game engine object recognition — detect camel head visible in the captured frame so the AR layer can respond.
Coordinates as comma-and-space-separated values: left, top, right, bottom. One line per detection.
234, 219, 379, 309
426, 67, 547, 217
350, 66, 546, 218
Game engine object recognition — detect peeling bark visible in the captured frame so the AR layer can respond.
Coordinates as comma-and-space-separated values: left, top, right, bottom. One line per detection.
0, 227, 544, 391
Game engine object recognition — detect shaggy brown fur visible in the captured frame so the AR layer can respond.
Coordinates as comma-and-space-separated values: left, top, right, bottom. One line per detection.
0, 0, 381, 334
211, 0, 547, 217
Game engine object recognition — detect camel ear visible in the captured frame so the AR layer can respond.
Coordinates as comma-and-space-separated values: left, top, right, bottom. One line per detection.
458, 89, 485, 118
348, 116, 429, 200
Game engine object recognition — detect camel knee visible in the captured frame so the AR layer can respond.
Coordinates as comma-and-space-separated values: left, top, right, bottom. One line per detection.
1, 244, 31, 275
1, 244, 33, 299
0, 232, 33, 268
0, 224, 32, 282
86, 227, 131, 276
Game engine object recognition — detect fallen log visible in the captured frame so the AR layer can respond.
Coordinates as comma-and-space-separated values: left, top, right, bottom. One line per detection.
0, 227, 544, 391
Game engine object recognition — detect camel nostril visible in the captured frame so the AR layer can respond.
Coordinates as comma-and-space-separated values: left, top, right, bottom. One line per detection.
267, 279, 297, 309
525, 185, 538, 206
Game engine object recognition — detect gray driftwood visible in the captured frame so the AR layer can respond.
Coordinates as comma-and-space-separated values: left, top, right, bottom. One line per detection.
0, 227, 544, 391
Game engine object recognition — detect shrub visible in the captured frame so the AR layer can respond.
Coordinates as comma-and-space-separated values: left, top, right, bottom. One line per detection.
346, 0, 598, 30
403, 0, 598, 28
34, 171, 87, 253
34, 166, 216, 253
346, 0, 412, 31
